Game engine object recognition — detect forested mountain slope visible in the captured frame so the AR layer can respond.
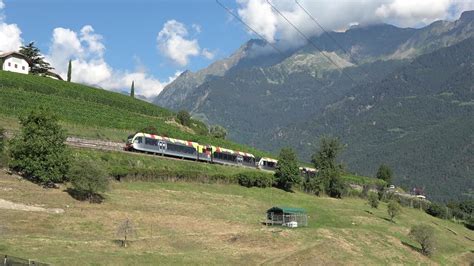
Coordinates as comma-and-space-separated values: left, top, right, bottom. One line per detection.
153, 11, 474, 201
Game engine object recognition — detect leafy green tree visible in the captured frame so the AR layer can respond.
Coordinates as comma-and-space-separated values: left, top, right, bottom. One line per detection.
376, 164, 393, 185
368, 193, 379, 208
312, 136, 345, 198
176, 110, 191, 127
67, 59, 72, 82
387, 200, 402, 222
69, 158, 109, 203
274, 147, 301, 191
409, 224, 436, 256
130, 81, 135, 98
209, 125, 227, 139
9, 108, 70, 184
19, 42, 54, 75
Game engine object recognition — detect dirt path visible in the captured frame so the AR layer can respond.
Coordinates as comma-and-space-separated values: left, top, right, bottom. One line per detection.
0, 198, 64, 214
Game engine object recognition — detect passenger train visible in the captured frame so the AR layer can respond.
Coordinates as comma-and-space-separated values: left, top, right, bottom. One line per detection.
124, 132, 317, 173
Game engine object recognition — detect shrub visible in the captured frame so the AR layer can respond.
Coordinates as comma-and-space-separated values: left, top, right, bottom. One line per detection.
0, 127, 7, 167
9, 108, 70, 184
69, 158, 109, 203
387, 200, 402, 222
368, 193, 379, 208
465, 216, 474, 230
426, 203, 449, 219
409, 224, 436, 256
176, 110, 191, 127
209, 125, 227, 139
237, 171, 273, 188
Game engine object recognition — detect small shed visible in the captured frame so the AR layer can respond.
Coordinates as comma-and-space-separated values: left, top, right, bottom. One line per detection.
266, 206, 308, 227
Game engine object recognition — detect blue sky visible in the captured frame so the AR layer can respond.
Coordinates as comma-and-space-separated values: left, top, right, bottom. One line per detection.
3, 0, 248, 81
1, 0, 473, 98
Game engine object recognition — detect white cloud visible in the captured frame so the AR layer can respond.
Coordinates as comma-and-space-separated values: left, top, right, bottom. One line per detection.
0, 1, 22, 52
157, 20, 201, 66
202, 48, 215, 60
192, 23, 202, 34
236, 0, 474, 48
47, 25, 173, 98
0, 22, 22, 52
157, 20, 215, 66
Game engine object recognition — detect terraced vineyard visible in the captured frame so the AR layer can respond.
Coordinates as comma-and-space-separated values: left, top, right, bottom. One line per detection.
0, 71, 268, 157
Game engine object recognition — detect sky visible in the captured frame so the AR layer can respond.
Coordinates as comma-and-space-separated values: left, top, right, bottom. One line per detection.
1, 0, 473, 98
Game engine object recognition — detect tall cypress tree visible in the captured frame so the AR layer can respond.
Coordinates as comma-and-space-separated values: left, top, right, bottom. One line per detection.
130, 81, 135, 98
67, 60, 72, 82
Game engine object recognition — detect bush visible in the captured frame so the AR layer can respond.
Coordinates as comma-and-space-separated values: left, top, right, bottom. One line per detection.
368, 193, 379, 208
237, 171, 273, 188
409, 224, 436, 256
387, 200, 402, 222
0, 127, 7, 167
176, 110, 191, 127
9, 108, 70, 184
426, 203, 449, 219
465, 216, 474, 230
209, 125, 227, 139
69, 158, 109, 203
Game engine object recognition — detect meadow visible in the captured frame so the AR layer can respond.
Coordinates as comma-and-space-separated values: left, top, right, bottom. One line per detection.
0, 169, 473, 265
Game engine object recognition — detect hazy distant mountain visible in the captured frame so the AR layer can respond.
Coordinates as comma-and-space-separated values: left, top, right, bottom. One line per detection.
154, 11, 474, 202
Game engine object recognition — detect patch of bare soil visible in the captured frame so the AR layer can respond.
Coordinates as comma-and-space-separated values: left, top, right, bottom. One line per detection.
0, 198, 64, 214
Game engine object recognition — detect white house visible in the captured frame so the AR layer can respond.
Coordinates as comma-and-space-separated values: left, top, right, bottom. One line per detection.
0, 51, 32, 74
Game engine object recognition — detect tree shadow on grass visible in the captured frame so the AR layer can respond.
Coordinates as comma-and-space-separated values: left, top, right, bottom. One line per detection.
65, 188, 104, 203
401, 240, 422, 254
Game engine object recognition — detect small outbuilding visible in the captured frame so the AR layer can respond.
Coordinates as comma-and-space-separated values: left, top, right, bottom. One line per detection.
265, 206, 308, 227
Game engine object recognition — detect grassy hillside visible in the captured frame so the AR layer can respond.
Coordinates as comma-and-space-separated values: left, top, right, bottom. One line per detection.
0, 170, 472, 265
0, 70, 269, 157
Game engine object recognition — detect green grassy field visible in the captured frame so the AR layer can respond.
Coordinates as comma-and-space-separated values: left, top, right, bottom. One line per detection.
0, 71, 269, 158
0, 170, 473, 265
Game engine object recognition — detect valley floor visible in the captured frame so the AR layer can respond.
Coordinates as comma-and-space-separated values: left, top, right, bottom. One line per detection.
0, 171, 473, 265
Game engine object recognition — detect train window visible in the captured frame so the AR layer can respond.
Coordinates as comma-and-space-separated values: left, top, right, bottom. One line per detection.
145, 138, 158, 146
137, 137, 143, 144
167, 143, 196, 154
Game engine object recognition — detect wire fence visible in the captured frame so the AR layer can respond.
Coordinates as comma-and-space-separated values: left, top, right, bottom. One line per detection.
1, 254, 49, 266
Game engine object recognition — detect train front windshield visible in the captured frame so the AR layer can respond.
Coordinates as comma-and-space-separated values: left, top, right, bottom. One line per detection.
126, 135, 135, 144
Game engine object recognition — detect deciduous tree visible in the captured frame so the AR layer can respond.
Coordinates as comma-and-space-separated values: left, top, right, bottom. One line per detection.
387, 200, 402, 222
117, 218, 136, 247
376, 164, 393, 185
409, 224, 436, 256
69, 158, 108, 203
9, 108, 70, 185
177, 110, 191, 127
274, 148, 301, 192
312, 136, 346, 198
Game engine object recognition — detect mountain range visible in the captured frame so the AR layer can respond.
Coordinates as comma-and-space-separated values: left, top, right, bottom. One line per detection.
154, 11, 474, 202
